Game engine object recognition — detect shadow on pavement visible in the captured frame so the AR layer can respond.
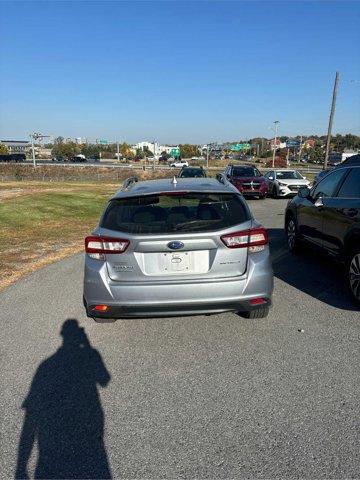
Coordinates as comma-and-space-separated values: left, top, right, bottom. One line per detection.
268, 228, 358, 311
15, 319, 112, 479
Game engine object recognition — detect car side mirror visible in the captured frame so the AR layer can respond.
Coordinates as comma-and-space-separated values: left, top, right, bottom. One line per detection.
298, 186, 310, 198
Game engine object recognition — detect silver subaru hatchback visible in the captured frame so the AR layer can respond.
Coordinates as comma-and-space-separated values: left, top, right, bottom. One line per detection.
83, 176, 273, 322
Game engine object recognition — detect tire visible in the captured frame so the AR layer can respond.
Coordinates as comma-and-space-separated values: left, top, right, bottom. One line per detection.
93, 317, 117, 323
259, 194, 266, 200
285, 215, 301, 253
238, 306, 270, 319
346, 248, 360, 305
272, 186, 278, 198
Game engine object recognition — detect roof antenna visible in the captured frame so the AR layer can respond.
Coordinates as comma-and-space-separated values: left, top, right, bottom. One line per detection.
171, 176, 177, 186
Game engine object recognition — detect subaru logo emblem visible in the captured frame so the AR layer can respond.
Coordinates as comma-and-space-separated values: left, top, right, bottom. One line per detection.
167, 241, 184, 250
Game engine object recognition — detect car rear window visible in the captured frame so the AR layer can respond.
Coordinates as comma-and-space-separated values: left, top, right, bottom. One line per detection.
101, 192, 250, 234
179, 168, 205, 178
232, 167, 260, 177
276, 171, 303, 179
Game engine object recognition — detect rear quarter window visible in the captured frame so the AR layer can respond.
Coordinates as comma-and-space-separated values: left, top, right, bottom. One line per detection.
101, 192, 251, 234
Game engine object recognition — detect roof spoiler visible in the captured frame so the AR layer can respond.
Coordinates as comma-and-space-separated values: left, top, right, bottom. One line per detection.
122, 176, 138, 189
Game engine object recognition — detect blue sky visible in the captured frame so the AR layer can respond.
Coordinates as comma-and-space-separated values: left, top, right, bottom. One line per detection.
0, 0, 359, 144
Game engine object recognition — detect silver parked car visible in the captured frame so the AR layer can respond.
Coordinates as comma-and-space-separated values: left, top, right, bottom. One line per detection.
264, 169, 311, 197
83, 176, 273, 322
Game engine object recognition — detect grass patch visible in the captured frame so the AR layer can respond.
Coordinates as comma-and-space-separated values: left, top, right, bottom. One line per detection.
0, 182, 117, 290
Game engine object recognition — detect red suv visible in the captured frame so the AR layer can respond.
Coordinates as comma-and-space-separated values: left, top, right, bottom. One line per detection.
224, 164, 268, 199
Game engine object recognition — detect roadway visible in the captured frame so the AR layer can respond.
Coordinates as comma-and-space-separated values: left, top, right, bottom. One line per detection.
22, 159, 323, 174
0, 199, 359, 479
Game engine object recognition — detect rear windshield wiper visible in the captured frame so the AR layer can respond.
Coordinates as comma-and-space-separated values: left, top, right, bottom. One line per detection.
172, 219, 221, 231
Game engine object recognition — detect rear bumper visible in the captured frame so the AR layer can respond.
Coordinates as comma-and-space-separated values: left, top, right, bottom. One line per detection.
83, 250, 273, 318
85, 298, 272, 318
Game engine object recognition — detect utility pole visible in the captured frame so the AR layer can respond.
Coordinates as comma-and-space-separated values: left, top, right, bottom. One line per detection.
271, 121, 279, 168
153, 139, 156, 171
116, 141, 120, 162
206, 143, 210, 169
31, 134, 36, 168
324, 71, 340, 170
298, 135, 303, 163
29, 132, 49, 167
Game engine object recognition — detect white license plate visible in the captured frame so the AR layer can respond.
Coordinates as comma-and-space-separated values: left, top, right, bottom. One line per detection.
141, 250, 209, 275
163, 252, 191, 272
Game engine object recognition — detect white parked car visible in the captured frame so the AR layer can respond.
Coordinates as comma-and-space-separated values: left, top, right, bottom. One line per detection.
170, 159, 189, 168
264, 169, 310, 198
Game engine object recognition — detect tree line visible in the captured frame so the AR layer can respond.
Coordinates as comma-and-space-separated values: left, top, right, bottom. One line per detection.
40, 133, 360, 160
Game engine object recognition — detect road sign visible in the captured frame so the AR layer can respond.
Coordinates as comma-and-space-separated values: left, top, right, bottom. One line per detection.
170, 147, 180, 158
230, 143, 251, 151
98, 139, 108, 145
286, 140, 300, 148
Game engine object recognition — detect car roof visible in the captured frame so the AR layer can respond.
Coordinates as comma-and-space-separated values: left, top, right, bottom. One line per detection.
341, 154, 360, 166
112, 177, 237, 199
274, 168, 299, 172
180, 166, 203, 170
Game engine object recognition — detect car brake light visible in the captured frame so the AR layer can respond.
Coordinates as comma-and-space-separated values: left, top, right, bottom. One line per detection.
160, 191, 190, 196
85, 235, 129, 260
221, 227, 268, 252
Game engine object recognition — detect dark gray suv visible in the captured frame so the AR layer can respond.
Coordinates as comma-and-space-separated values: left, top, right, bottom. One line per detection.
285, 166, 360, 304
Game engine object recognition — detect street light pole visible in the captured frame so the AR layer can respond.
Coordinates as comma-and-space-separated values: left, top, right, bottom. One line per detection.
298, 135, 303, 163
29, 132, 49, 168
272, 121, 279, 168
324, 71, 340, 170
30, 134, 36, 168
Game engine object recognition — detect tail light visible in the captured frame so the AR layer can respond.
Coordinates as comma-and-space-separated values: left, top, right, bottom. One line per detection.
85, 235, 129, 260
221, 227, 268, 252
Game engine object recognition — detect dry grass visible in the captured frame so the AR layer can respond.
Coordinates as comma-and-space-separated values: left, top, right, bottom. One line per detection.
0, 181, 118, 291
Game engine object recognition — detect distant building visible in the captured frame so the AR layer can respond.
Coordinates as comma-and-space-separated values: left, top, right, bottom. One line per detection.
303, 139, 316, 149
132, 141, 178, 157
269, 139, 286, 150
1, 140, 30, 153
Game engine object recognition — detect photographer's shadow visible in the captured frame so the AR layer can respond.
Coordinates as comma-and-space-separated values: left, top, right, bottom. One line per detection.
16, 319, 112, 479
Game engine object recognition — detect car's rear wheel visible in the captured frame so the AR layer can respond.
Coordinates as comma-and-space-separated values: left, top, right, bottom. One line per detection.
286, 215, 301, 253
347, 248, 360, 305
238, 306, 270, 319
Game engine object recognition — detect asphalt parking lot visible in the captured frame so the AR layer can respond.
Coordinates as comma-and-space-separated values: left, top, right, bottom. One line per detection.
0, 198, 359, 479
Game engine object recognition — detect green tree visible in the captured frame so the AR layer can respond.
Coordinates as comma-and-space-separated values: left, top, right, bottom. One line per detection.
52, 141, 80, 158
179, 144, 200, 158
120, 142, 133, 157
0, 143, 9, 154
143, 146, 153, 157
135, 148, 145, 158
308, 145, 325, 163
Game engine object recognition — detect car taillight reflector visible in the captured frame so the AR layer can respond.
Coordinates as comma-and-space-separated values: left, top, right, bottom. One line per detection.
94, 305, 109, 312
249, 297, 267, 305
221, 227, 268, 249
85, 236, 129, 254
